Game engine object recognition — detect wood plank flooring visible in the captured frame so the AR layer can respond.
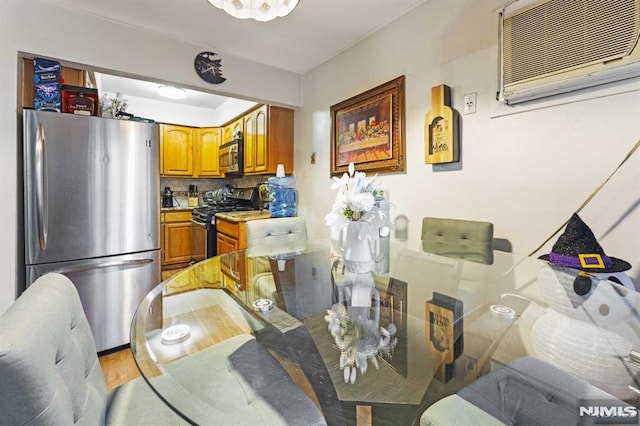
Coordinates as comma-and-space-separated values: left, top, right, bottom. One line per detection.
99, 347, 140, 392
98, 289, 325, 421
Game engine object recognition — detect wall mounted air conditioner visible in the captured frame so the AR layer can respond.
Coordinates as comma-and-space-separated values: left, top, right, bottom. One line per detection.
498, 0, 640, 105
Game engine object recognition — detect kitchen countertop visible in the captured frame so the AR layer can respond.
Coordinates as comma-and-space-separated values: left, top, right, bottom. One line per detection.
215, 210, 272, 223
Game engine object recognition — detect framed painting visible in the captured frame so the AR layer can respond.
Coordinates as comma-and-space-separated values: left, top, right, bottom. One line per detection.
330, 76, 405, 175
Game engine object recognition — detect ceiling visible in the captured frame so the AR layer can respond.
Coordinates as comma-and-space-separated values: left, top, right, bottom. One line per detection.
95, 72, 233, 110
43, 0, 430, 109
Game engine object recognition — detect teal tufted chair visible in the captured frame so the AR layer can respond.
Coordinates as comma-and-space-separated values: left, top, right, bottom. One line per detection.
421, 217, 494, 265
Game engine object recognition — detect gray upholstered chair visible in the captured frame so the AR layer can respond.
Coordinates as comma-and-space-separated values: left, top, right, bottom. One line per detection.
420, 356, 628, 425
246, 216, 308, 258
0, 273, 188, 426
421, 217, 494, 265
246, 217, 308, 301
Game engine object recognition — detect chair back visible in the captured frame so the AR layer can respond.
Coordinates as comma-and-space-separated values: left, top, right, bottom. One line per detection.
246, 217, 308, 257
421, 217, 494, 264
0, 273, 107, 425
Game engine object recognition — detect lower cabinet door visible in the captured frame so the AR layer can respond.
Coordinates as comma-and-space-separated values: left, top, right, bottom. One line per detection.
164, 222, 192, 264
216, 232, 238, 255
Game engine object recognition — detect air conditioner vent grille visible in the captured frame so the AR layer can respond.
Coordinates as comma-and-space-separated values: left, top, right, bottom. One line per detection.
503, 0, 640, 85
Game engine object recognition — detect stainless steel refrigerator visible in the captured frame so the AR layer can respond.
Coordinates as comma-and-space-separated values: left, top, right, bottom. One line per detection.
23, 109, 160, 352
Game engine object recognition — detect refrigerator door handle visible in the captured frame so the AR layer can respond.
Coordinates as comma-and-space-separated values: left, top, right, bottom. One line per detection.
53, 258, 155, 275
35, 123, 48, 251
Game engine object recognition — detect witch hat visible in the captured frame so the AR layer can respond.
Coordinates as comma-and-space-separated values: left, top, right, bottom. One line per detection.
539, 213, 631, 273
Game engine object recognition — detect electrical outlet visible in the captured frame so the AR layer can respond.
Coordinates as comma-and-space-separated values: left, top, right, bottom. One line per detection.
463, 92, 477, 114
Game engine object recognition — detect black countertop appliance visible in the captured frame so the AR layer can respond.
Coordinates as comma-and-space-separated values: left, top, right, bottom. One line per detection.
162, 187, 173, 208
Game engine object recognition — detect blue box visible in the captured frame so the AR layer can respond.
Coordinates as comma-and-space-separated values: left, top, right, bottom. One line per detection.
35, 82, 61, 112
33, 58, 61, 111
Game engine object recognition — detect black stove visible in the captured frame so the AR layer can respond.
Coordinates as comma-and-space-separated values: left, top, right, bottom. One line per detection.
191, 202, 240, 224
190, 187, 260, 258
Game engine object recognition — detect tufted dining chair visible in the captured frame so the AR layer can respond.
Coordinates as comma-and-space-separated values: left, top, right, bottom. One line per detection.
0, 273, 188, 426
246, 217, 308, 258
420, 217, 495, 314
421, 217, 494, 265
246, 217, 308, 302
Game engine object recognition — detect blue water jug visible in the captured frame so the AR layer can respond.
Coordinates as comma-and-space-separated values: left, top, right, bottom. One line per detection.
267, 164, 297, 217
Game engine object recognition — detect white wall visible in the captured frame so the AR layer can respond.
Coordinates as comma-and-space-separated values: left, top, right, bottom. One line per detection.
0, 0, 302, 313
295, 0, 640, 282
2, 0, 639, 314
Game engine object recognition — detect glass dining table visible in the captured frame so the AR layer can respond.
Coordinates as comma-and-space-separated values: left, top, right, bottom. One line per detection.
130, 245, 640, 425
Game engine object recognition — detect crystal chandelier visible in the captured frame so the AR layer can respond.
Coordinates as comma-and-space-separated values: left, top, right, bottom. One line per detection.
207, 0, 299, 22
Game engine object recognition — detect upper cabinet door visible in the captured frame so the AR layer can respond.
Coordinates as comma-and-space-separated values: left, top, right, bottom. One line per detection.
160, 124, 194, 176
242, 105, 294, 176
244, 113, 256, 173
253, 106, 268, 173
195, 127, 222, 177
223, 117, 243, 144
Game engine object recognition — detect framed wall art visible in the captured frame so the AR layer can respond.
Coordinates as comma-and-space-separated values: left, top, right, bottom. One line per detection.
330, 76, 405, 175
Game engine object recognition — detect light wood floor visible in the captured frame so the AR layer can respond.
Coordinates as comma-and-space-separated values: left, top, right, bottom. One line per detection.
97, 290, 324, 417
97, 266, 186, 391
99, 347, 141, 391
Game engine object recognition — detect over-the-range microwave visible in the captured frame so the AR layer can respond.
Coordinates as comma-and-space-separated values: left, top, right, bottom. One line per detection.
219, 136, 244, 175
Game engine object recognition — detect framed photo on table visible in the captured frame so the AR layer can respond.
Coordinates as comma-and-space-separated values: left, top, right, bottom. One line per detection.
330, 76, 406, 175
379, 277, 408, 377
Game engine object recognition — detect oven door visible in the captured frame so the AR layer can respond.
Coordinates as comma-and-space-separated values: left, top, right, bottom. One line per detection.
191, 216, 217, 259
190, 220, 207, 261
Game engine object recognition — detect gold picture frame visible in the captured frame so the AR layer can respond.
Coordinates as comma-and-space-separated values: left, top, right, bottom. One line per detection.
330, 76, 406, 175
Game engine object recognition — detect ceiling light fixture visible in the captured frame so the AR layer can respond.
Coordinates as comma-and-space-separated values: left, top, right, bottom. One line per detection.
207, 0, 299, 22
158, 86, 186, 100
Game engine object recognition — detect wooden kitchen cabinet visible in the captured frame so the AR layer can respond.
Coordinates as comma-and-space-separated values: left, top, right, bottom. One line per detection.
222, 117, 244, 144
216, 217, 247, 254
160, 124, 194, 176
161, 124, 223, 178
216, 217, 246, 292
243, 105, 294, 175
194, 127, 223, 177
164, 222, 192, 264
160, 222, 165, 263
162, 210, 195, 267
217, 232, 239, 255
215, 214, 271, 293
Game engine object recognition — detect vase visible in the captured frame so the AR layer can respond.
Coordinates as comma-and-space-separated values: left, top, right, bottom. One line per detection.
334, 221, 381, 312
337, 221, 380, 274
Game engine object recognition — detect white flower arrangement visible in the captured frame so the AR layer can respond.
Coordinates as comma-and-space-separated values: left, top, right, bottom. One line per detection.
325, 163, 387, 231
99, 93, 128, 118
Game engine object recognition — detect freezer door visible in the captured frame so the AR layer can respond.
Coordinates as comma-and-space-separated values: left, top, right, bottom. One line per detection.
26, 250, 161, 352
24, 110, 160, 265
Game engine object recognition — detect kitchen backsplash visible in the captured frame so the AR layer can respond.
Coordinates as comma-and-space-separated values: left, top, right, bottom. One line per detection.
160, 176, 267, 207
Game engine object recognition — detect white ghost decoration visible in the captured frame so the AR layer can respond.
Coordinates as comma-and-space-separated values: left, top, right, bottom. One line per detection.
532, 264, 639, 399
